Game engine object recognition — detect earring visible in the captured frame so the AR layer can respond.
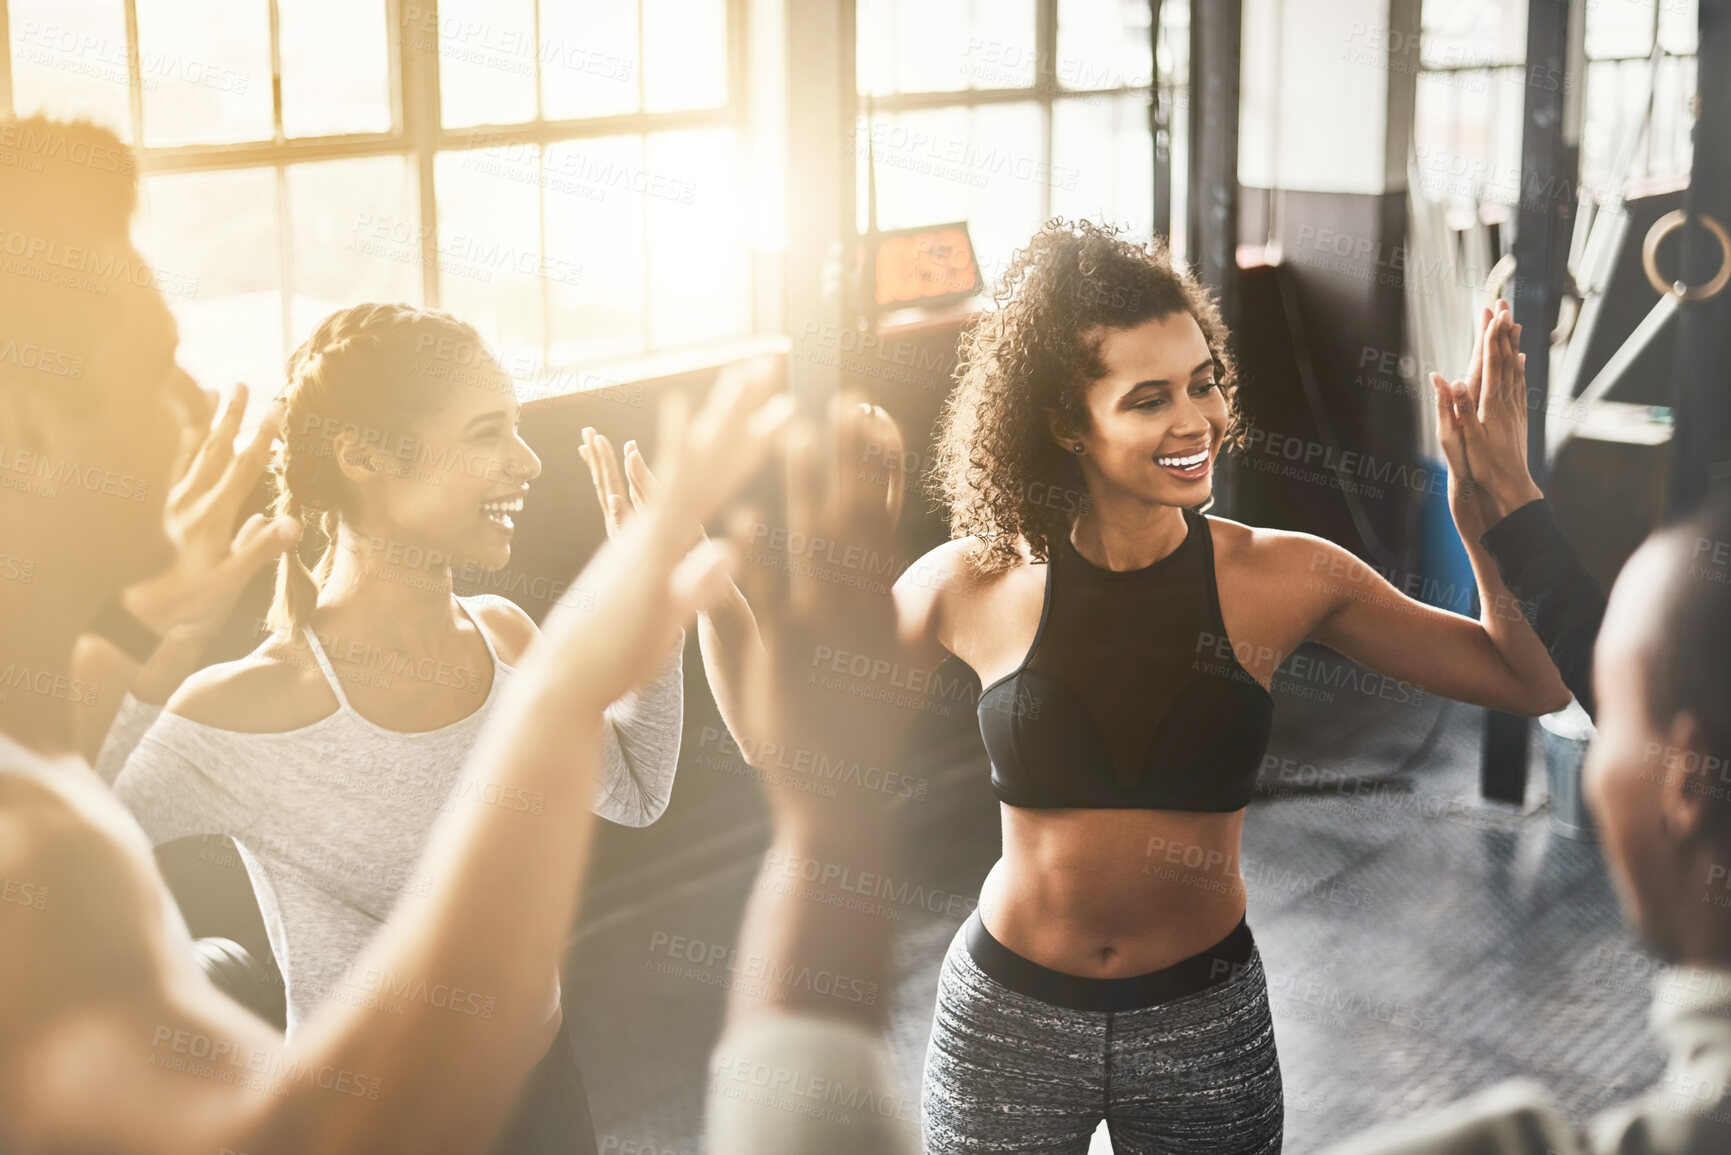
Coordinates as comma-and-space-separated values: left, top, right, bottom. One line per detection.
1072, 443, 1084, 455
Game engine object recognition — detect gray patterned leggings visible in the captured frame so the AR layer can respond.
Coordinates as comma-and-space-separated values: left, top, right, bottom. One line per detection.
921, 910, 1284, 1153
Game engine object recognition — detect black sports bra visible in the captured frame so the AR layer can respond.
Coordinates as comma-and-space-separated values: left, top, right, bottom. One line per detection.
977, 507, 1274, 812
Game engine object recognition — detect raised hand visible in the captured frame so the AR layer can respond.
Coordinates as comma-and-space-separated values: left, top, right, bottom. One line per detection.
542, 358, 793, 713
1430, 304, 1493, 533
579, 425, 703, 555
122, 383, 300, 639
1431, 301, 1543, 526
647, 355, 794, 532
578, 425, 636, 539
582, 383, 788, 750
1463, 303, 1544, 521
729, 396, 919, 826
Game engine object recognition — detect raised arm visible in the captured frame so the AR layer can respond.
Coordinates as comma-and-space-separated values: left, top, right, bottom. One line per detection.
4, 365, 791, 1155
468, 589, 687, 828
1296, 530, 1571, 715
703, 399, 922, 1153
1296, 310, 1570, 716
592, 626, 685, 826
579, 418, 767, 763
715, 400, 916, 1029
1430, 301, 1606, 718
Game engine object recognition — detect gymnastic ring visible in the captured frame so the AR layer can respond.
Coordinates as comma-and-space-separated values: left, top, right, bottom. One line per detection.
1642, 209, 1731, 301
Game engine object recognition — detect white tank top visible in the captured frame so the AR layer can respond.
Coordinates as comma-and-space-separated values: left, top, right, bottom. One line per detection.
102, 595, 685, 1034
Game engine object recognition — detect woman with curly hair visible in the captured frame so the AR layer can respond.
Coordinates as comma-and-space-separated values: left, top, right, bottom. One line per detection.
899, 220, 1569, 1152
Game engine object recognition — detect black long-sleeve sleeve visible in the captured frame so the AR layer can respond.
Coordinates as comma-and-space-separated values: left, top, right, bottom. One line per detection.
1478, 498, 1606, 720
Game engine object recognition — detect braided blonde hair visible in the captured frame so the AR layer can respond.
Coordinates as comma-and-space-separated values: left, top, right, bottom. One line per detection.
268, 303, 495, 636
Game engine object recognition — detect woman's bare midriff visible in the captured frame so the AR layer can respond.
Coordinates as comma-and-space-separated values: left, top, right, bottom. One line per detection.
979, 805, 1247, 977
925, 531, 1263, 980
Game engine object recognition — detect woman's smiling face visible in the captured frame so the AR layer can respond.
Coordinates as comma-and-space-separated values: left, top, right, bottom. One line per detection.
1058, 311, 1228, 508
339, 360, 543, 574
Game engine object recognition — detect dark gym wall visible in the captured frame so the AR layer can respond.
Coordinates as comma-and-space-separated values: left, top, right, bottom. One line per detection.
1226, 0, 1427, 572
1233, 185, 1422, 575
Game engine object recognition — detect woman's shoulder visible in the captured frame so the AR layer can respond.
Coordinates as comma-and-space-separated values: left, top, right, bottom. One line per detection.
1201, 512, 1356, 577
895, 536, 1044, 663
163, 634, 340, 733
458, 593, 537, 666
902, 535, 1033, 593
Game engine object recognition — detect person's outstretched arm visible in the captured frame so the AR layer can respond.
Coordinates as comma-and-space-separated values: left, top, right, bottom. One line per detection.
1431, 301, 1607, 719
703, 400, 924, 1155
579, 421, 775, 773
1, 365, 790, 1155
1290, 308, 1571, 717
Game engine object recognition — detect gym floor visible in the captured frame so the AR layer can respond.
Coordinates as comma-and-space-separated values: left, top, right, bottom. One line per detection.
568, 653, 1661, 1154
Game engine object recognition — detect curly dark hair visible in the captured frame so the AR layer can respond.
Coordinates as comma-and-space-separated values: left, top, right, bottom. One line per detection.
929, 219, 1246, 575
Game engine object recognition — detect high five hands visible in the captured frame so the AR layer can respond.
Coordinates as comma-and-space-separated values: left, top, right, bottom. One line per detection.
579, 372, 925, 807
728, 397, 917, 827
579, 355, 794, 549
1430, 299, 1546, 533
547, 358, 794, 713
585, 382, 917, 808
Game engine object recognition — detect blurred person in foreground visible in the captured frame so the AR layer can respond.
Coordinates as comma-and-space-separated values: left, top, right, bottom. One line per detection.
699, 397, 924, 1155
0, 114, 787, 1154
558, 393, 927, 1153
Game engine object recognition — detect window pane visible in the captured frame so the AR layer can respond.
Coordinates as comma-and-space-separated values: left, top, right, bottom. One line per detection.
437, 0, 538, 128
894, 0, 970, 93
540, 0, 639, 119
1579, 54, 1687, 194
135, 0, 273, 146
1420, 0, 1525, 67
962, 102, 1046, 282
138, 168, 283, 395
545, 136, 646, 364
860, 0, 1038, 96
288, 156, 420, 345
1584, 0, 1654, 60
643, 0, 727, 111
1156, 0, 1188, 259
857, 103, 1045, 289
859, 0, 1038, 96
1414, 64, 1526, 205
961, 0, 1038, 89
280, 0, 392, 137
1659, 0, 1697, 56
856, 0, 898, 97
1057, 0, 1153, 91
1054, 93, 1153, 237
7, 0, 132, 140
646, 129, 747, 346
1649, 52, 1694, 179
434, 146, 545, 367
857, 106, 972, 234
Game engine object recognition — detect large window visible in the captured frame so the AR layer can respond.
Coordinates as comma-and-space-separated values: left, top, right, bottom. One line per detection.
3, 0, 750, 402
1412, 0, 1698, 210
854, 0, 1171, 294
